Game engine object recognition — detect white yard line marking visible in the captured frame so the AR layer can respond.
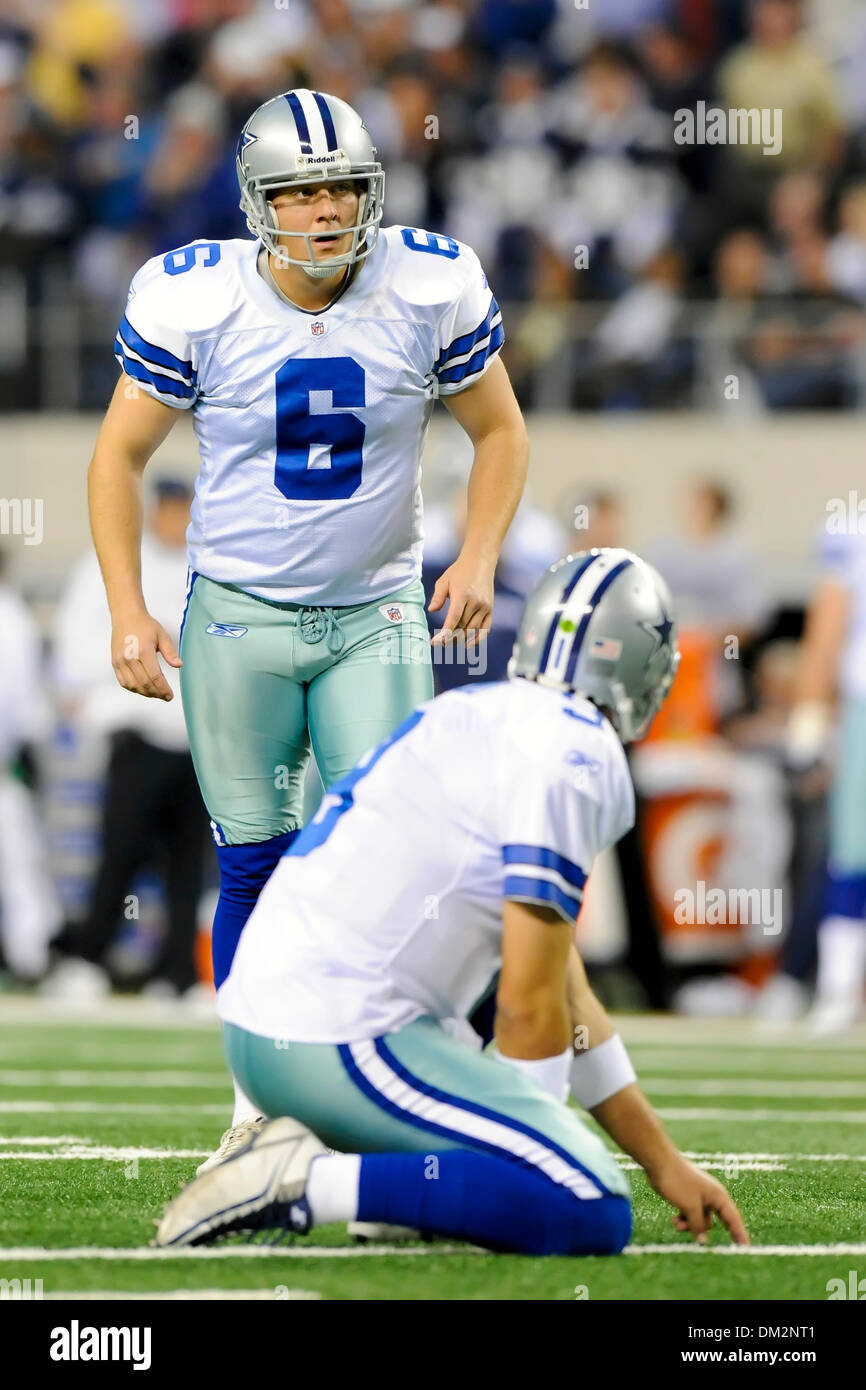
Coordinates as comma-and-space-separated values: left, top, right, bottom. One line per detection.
0, 1000, 219, 1029
644, 1079, 866, 1097
657, 1108, 866, 1122
680, 1151, 866, 1162
2, 1242, 865, 1261
2, 1101, 865, 1123
0, 1103, 228, 1115
42, 1290, 322, 1300
625, 1244, 866, 1256
0, 1136, 82, 1145
627, 1049, 866, 1073
0, 1245, 471, 1260
618, 1159, 785, 1172
1, 998, 863, 1044
9, 1074, 860, 1098
0, 1140, 861, 1166
617, 1019, 866, 1048
0, 1072, 229, 1088
0, 1147, 208, 1160
0, 1046, 220, 1064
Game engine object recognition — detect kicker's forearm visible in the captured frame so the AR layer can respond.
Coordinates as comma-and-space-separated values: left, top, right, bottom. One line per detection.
589, 1083, 678, 1177
565, 947, 678, 1173
87, 446, 147, 618
462, 425, 528, 564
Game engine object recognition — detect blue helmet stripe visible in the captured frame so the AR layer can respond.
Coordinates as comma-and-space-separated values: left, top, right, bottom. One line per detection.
563, 558, 633, 686
286, 92, 313, 153
538, 553, 597, 677
312, 91, 338, 151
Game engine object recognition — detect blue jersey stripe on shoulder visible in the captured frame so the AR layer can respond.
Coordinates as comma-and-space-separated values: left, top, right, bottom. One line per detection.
118, 315, 196, 383
435, 298, 500, 372
436, 322, 504, 385
503, 874, 582, 921
115, 347, 196, 400
503, 844, 588, 891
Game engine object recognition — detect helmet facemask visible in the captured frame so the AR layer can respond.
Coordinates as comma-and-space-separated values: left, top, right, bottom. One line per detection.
239, 168, 385, 279
603, 648, 681, 743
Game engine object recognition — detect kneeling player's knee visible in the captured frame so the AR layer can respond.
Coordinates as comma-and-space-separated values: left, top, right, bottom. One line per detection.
553, 1191, 632, 1256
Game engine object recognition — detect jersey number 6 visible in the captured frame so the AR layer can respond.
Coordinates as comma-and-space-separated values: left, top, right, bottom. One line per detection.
274, 357, 365, 501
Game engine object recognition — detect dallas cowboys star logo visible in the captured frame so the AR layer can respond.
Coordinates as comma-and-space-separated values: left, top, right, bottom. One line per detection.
237, 129, 258, 155
639, 606, 674, 652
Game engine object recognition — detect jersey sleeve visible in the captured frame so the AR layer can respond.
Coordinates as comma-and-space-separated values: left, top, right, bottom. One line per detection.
498, 728, 634, 924
114, 259, 199, 410
432, 243, 504, 395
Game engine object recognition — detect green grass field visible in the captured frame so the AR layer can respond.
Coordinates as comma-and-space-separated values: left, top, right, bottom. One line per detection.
1, 1001, 864, 1301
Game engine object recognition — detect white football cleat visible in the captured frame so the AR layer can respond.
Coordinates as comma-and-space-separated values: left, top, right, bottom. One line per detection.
805, 997, 862, 1038
38, 957, 111, 1003
196, 1116, 267, 1175
156, 1116, 326, 1247
752, 973, 809, 1027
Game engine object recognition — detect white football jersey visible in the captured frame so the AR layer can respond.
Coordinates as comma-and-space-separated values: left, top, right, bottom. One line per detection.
820, 527, 866, 699
218, 678, 635, 1043
115, 228, 503, 604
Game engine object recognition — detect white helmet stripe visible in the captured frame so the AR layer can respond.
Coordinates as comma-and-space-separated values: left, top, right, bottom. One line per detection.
541, 549, 633, 686
295, 88, 332, 156
540, 555, 604, 685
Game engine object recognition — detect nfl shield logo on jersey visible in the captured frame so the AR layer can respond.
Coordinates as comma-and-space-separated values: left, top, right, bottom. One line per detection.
310, 320, 326, 337
379, 604, 404, 623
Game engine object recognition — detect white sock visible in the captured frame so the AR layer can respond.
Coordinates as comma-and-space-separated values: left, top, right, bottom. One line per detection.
231, 1076, 262, 1126
815, 915, 866, 1004
305, 1153, 361, 1226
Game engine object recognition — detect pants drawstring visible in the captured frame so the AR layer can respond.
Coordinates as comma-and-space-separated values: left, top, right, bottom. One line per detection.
296, 606, 346, 655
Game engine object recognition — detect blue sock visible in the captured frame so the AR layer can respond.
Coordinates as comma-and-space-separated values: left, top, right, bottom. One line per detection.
212, 830, 299, 988
824, 870, 866, 920
357, 1150, 631, 1256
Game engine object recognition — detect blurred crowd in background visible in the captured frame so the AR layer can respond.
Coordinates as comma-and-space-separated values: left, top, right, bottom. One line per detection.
5, 0, 866, 407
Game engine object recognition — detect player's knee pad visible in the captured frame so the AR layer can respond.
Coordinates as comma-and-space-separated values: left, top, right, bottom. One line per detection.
212, 829, 300, 987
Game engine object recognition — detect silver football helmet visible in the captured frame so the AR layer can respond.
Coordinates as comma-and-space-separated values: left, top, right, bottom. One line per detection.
236, 88, 384, 279
508, 548, 680, 743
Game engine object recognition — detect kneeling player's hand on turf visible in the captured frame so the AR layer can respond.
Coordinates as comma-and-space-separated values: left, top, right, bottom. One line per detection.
646, 1152, 750, 1247
111, 609, 182, 700
429, 554, 494, 648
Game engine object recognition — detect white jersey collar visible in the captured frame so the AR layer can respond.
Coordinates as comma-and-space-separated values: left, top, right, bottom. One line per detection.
241, 233, 388, 323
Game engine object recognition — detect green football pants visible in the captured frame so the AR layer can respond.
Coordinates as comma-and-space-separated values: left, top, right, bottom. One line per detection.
179, 574, 433, 846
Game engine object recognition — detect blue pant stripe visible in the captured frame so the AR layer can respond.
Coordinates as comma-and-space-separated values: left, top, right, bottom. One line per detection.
375, 1035, 611, 1195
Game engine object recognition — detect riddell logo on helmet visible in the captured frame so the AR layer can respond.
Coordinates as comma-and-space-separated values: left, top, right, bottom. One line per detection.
294, 151, 348, 170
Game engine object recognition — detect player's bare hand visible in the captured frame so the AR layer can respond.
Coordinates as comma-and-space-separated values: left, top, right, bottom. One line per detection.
646, 1152, 750, 1246
428, 553, 495, 648
110, 609, 182, 701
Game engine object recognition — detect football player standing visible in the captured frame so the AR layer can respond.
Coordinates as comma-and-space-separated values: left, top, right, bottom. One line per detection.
89, 91, 528, 1162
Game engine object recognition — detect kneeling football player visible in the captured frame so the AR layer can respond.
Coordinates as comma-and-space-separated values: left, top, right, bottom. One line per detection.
156, 549, 749, 1255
